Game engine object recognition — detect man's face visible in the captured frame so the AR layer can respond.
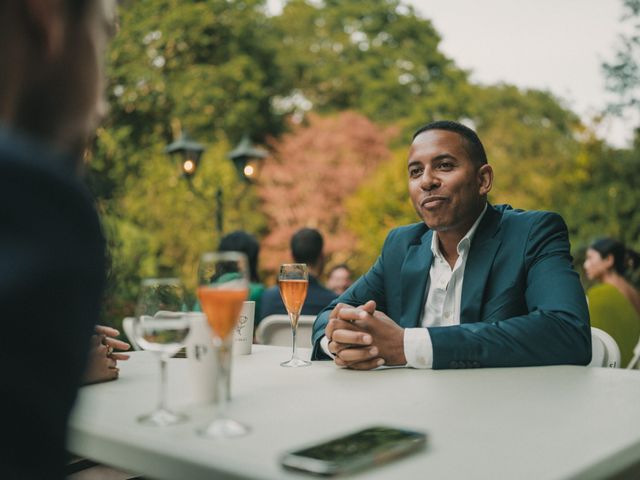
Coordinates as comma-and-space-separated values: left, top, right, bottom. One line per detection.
408, 129, 491, 234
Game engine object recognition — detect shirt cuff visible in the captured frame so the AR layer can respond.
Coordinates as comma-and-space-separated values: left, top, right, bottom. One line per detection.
403, 328, 433, 369
320, 335, 336, 359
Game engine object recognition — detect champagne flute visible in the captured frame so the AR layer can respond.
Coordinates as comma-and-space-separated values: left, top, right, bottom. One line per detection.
279, 263, 311, 367
196, 251, 250, 438
133, 278, 190, 426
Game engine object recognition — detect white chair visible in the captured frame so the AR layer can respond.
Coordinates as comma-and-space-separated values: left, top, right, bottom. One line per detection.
626, 337, 640, 370
255, 314, 316, 348
122, 317, 141, 351
589, 327, 621, 368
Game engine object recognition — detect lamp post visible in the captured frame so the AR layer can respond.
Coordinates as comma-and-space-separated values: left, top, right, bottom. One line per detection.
165, 131, 266, 236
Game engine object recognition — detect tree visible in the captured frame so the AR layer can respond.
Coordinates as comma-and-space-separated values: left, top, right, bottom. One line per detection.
603, 0, 640, 118
257, 111, 396, 275
271, 0, 471, 129
90, 0, 281, 323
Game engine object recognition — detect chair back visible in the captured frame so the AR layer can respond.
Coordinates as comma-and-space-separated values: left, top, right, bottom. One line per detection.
255, 314, 316, 347
589, 327, 621, 368
122, 317, 142, 351
626, 337, 640, 369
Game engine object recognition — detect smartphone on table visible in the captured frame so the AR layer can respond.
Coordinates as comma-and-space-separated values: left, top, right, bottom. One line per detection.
280, 425, 427, 476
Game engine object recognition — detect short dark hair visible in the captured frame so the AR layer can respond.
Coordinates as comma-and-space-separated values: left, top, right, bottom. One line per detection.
291, 228, 324, 265
413, 120, 488, 166
589, 237, 640, 276
219, 230, 260, 282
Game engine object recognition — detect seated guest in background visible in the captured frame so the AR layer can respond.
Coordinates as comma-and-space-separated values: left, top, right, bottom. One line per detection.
0, 0, 117, 478
313, 120, 591, 370
326, 264, 353, 295
219, 230, 265, 315
583, 237, 640, 366
260, 228, 337, 324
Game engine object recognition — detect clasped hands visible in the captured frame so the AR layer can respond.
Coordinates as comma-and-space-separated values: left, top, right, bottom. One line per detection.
325, 300, 406, 370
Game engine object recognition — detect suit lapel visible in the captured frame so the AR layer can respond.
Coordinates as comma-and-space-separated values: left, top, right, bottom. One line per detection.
460, 205, 502, 324
400, 228, 433, 327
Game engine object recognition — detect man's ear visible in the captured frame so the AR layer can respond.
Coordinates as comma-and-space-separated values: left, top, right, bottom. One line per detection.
23, 0, 66, 61
477, 164, 493, 196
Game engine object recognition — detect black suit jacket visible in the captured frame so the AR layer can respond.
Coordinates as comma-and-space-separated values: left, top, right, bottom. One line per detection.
0, 129, 105, 479
258, 275, 337, 325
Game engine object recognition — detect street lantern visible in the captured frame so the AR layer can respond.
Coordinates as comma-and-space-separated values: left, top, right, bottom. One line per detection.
165, 130, 266, 236
164, 131, 205, 178
227, 134, 267, 183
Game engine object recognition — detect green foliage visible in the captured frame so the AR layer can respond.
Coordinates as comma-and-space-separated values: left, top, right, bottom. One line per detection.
345, 149, 418, 274
272, 0, 471, 127
557, 134, 640, 252
91, 0, 278, 324
603, 0, 640, 115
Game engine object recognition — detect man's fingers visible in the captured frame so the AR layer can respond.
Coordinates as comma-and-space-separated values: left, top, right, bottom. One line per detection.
326, 303, 351, 338
336, 345, 378, 362
334, 353, 385, 370
361, 300, 376, 315
332, 328, 372, 346
345, 357, 386, 370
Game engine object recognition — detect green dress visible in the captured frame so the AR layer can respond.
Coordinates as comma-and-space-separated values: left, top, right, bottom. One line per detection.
587, 283, 640, 366
193, 281, 265, 317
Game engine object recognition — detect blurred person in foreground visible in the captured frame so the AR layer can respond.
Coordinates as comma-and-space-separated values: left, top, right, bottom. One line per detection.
0, 0, 118, 478
312, 120, 591, 369
326, 264, 353, 296
219, 230, 265, 316
583, 238, 640, 366
259, 228, 337, 325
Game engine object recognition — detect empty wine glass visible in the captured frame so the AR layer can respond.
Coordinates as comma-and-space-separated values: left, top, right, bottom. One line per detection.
196, 251, 250, 438
133, 278, 190, 426
279, 263, 311, 367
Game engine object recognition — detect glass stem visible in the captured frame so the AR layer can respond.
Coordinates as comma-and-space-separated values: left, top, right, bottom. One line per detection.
158, 356, 168, 412
214, 339, 231, 419
290, 313, 299, 360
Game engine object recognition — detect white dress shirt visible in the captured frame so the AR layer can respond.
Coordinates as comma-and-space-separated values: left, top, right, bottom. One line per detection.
404, 204, 487, 368
321, 205, 487, 368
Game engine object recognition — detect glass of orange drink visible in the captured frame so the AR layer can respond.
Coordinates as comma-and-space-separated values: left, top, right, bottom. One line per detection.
196, 251, 250, 438
279, 263, 311, 367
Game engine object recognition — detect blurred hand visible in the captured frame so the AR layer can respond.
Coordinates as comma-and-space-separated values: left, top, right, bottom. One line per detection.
82, 325, 131, 384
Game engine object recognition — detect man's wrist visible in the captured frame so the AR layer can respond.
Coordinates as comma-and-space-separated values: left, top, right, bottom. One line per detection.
403, 328, 433, 369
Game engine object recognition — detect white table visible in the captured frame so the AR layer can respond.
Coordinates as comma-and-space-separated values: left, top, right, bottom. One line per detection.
68, 346, 640, 480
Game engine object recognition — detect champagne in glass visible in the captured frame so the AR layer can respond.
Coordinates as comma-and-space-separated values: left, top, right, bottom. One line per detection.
196, 251, 250, 438
279, 263, 311, 367
133, 278, 190, 426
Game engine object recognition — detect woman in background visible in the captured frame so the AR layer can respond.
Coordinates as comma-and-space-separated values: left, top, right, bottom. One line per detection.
219, 230, 265, 316
583, 238, 640, 366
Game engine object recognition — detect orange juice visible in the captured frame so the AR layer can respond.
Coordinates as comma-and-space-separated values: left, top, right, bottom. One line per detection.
278, 279, 308, 321
197, 287, 248, 339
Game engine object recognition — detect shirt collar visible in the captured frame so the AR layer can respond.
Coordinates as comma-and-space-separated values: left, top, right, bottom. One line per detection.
431, 203, 488, 260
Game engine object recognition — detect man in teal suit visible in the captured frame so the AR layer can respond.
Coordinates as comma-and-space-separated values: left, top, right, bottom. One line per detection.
312, 120, 590, 369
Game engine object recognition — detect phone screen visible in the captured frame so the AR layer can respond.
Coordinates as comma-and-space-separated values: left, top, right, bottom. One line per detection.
281, 426, 426, 475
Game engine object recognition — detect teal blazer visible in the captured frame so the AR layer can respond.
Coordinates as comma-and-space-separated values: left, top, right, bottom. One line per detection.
312, 204, 591, 368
